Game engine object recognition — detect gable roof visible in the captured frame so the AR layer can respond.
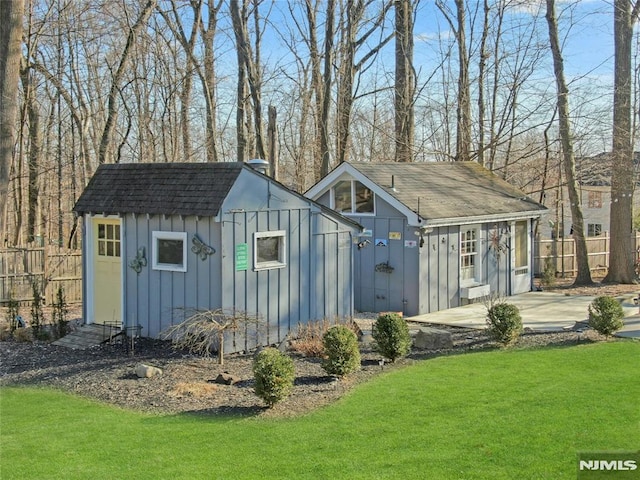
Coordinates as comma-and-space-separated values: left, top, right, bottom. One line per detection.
577, 151, 640, 186
73, 163, 243, 216
306, 161, 547, 227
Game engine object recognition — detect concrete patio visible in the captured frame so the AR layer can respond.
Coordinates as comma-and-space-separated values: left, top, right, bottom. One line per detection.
405, 291, 640, 338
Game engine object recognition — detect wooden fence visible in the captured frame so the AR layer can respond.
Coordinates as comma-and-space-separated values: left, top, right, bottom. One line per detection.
534, 232, 640, 277
0, 247, 82, 305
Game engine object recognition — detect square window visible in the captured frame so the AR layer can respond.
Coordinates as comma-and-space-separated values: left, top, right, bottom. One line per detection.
96, 221, 121, 258
254, 230, 286, 270
152, 231, 187, 272
588, 191, 602, 209
587, 224, 602, 237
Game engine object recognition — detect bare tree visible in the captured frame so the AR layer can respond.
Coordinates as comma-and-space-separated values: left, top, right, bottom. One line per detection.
395, 0, 415, 162
335, 0, 393, 165
437, 0, 471, 162
98, 0, 158, 165
320, 0, 336, 176
0, 0, 24, 244
162, 308, 263, 365
604, 0, 640, 283
545, 0, 592, 286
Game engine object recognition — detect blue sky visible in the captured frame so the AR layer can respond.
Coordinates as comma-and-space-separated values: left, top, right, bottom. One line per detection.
413, 0, 616, 81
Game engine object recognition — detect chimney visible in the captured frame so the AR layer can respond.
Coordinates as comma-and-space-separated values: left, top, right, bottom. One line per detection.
246, 158, 270, 177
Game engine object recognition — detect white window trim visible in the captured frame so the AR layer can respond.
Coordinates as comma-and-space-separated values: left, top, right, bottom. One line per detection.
152, 231, 188, 272
460, 225, 482, 287
330, 179, 376, 216
254, 230, 287, 270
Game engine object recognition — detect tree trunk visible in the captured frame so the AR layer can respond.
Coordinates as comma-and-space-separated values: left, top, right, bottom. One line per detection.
268, 105, 278, 180
604, 0, 638, 284
201, 1, 222, 163
395, 0, 414, 162
454, 0, 471, 162
320, 0, 336, 176
545, 0, 592, 286
0, 0, 24, 244
477, 0, 490, 167
98, 0, 157, 165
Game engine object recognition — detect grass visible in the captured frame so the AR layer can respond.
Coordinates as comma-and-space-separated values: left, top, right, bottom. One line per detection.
1, 341, 638, 479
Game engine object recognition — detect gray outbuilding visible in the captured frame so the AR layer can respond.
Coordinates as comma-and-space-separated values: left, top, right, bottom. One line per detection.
73, 162, 359, 353
306, 162, 547, 316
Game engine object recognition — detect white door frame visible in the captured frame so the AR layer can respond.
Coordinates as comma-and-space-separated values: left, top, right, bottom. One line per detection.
510, 219, 532, 295
85, 214, 124, 326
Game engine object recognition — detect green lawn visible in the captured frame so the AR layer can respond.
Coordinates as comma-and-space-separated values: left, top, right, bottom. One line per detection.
1, 341, 638, 480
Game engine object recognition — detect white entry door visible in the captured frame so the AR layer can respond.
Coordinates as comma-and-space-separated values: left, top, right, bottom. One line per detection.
511, 220, 531, 294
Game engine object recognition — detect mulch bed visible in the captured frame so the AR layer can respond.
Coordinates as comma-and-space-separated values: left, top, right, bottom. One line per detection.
0, 324, 608, 419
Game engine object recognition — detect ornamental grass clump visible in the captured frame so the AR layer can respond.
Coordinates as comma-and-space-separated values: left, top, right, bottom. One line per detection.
486, 302, 523, 346
253, 348, 295, 407
321, 325, 361, 377
372, 313, 412, 362
588, 296, 624, 338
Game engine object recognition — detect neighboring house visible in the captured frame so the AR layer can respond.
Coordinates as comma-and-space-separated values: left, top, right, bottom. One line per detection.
306, 162, 547, 316
537, 152, 640, 238
73, 162, 359, 353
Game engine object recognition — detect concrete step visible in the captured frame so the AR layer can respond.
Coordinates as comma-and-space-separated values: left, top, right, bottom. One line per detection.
52, 323, 121, 349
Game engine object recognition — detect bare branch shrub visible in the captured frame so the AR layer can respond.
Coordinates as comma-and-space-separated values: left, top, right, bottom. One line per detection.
161, 309, 263, 365
290, 317, 359, 357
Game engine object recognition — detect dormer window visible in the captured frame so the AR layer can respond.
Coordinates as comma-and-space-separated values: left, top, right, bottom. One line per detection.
332, 180, 374, 215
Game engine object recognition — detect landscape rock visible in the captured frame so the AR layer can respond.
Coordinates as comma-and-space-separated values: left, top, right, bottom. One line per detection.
135, 363, 163, 378
413, 327, 453, 350
214, 372, 239, 385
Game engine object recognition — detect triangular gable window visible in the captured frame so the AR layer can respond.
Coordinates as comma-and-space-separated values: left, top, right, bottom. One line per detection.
331, 180, 375, 215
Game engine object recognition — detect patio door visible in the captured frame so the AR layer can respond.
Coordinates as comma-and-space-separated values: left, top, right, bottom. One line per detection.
92, 218, 122, 327
511, 220, 531, 294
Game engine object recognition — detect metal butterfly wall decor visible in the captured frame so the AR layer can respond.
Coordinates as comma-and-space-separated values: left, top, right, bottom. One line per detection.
191, 234, 215, 260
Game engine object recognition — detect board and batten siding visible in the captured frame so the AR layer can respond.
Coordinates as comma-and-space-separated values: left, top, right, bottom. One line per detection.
314, 188, 518, 316
122, 213, 223, 339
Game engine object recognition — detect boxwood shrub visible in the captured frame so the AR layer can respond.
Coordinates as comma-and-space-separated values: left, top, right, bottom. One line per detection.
253, 348, 295, 407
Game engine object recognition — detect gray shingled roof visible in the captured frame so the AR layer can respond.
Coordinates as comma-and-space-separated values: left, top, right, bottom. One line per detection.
73, 163, 244, 216
350, 162, 546, 220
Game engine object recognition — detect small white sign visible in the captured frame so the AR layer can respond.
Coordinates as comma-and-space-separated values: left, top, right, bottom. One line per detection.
404, 240, 418, 248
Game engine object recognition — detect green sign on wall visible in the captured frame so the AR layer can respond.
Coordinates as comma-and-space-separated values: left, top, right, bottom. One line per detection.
235, 243, 248, 271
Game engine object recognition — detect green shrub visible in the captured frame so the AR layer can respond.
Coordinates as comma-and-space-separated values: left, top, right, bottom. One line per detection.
541, 256, 556, 288
588, 296, 624, 337
253, 348, 295, 407
52, 286, 69, 339
372, 313, 412, 362
5, 293, 20, 332
486, 302, 523, 346
30, 280, 46, 340
321, 325, 361, 377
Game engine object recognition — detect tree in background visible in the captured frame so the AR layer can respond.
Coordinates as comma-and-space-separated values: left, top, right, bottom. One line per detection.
545, 0, 593, 286
605, 0, 639, 284
0, 0, 24, 245
394, 0, 415, 162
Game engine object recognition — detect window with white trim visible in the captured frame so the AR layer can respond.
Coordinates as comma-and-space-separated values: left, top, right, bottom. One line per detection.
254, 230, 286, 270
152, 231, 187, 272
331, 180, 374, 215
460, 228, 478, 284
587, 223, 602, 237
